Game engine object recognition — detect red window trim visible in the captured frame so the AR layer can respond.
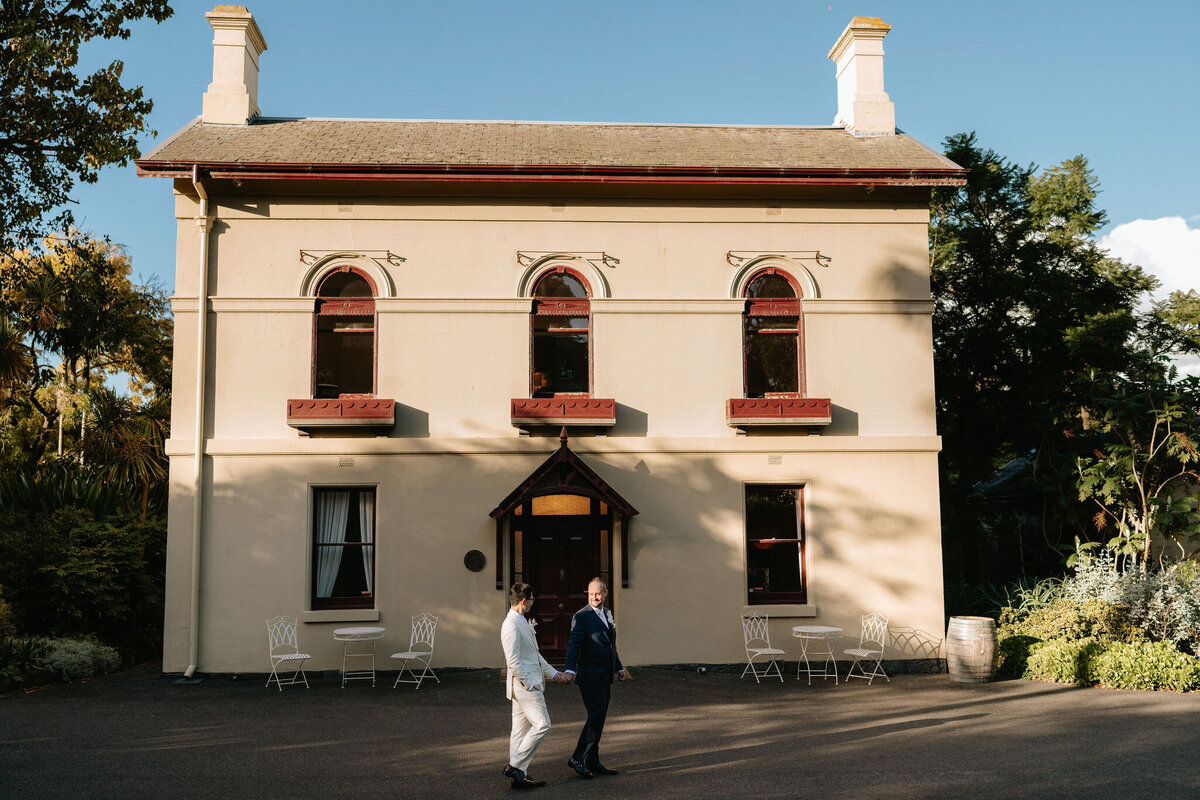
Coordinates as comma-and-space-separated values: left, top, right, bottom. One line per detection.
312, 266, 378, 399
529, 267, 593, 397
742, 268, 805, 398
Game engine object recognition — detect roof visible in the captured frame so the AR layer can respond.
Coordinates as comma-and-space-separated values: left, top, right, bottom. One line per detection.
489, 433, 638, 519
136, 117, 966, 186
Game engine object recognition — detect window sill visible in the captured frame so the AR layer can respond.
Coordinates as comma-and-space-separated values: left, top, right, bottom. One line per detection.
301, 609, 380, 624
511, 397, 616, 427
287, 398, 395, 430
726, 397, 832, 427
742, 604, 816, 618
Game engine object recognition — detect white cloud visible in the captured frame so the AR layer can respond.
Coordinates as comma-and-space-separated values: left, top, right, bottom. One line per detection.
1099, 216, 1200, 303
1099, 217, 1200, 376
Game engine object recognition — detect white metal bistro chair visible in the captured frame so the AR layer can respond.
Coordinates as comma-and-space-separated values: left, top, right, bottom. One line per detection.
844, 612, 890, 684
265, 615, 311, 690
741, 611, 785, 683
392, 612, 440, 689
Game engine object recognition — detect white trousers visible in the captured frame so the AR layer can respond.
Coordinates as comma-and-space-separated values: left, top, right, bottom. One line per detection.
509, 683, 552, 773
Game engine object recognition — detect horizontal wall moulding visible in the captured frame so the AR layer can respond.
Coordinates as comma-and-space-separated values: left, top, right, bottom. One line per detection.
171, 297, 933, 315
165, 435, 942, 457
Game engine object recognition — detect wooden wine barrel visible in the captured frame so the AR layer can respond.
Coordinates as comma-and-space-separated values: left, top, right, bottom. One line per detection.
946, 616, 998, 683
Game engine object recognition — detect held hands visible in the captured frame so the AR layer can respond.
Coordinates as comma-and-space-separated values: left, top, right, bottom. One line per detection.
552, 671, 574, 685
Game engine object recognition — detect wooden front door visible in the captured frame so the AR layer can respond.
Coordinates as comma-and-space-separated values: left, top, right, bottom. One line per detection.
510, 494, 613, 662
527, 525, 597, 659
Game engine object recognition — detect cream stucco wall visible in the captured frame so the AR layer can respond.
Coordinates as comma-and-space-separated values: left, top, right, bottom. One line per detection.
162, 186, 946, 673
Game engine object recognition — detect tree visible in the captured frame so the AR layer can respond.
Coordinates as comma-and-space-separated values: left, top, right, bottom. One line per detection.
0, 232, 170, 469
931, 133, 1156, 582
0, 0, 173, 250
1074, 367, 1200, 571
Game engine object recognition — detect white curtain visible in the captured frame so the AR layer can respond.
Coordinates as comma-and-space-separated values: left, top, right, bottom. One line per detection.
359, 491, 375, 595
315, 491, 351, 598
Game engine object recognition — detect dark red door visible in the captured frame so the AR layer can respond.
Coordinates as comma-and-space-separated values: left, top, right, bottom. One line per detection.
526, 524, 599, 662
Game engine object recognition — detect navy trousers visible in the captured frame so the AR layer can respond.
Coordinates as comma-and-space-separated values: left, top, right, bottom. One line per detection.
571, 682, 611, 766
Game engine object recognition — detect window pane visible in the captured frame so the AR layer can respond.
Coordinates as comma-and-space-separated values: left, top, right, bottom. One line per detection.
318, 271, 373, 297
746, 485, 805, 603
534, 272, 588, 298
747, 541, 802, 595
316, 325, 373, 396
534, 315, 588, 331
532, 332, 588, 395
745, 325, 798, 396
531, 494, 592, 515
747, 273, 796, 299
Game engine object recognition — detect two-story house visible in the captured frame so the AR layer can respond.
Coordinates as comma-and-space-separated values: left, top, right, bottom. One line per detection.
138, 6, 964, 675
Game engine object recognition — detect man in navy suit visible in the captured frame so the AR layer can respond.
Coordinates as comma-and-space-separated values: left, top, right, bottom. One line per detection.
563, 577, 630, 778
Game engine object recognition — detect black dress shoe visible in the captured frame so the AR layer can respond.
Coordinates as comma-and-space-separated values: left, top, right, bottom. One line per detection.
511, 774, 546, 789
567, 758, 594, 779
503, 764, 523, 779
588, 761, 618, 776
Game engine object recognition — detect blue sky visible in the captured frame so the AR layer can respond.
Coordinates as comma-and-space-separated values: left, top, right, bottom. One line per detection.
74, 0, 1198, 301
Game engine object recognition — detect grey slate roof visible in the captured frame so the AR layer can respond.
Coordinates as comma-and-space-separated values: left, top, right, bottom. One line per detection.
138, 117, 963, 181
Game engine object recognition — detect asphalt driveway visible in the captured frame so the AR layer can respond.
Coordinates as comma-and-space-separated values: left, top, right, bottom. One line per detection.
2, 665, 1197, 799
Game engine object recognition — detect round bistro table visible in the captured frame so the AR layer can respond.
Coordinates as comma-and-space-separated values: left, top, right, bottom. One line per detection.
792, 625, 843, 685
332, 626, 385, 688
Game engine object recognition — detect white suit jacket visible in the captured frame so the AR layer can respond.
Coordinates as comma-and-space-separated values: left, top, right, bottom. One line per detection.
501, 609, 557, 700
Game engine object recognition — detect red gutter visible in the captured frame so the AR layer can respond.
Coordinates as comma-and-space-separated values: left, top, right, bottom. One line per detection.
136, 160, 967, 186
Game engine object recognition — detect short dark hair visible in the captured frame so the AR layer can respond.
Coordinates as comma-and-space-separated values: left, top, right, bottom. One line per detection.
510, 582, 535, 606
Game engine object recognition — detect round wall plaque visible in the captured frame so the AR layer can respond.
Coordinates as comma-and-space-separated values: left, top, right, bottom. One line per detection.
464, 549, 486, 572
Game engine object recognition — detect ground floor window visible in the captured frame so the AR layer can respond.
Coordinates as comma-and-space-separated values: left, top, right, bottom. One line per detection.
312, 487, 375, 609
745, 484, 806, 604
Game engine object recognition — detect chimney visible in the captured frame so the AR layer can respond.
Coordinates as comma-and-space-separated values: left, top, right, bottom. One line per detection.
201, 5, 267, 125
827, 16, 895, 136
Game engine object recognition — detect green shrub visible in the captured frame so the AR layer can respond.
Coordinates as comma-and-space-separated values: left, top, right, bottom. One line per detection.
1089, 641, 1200, 692
998, 598, 1144, 645
0, 636, 50, 690
997, 634, 1039, 679
0, 584, 15, 639
1064, 549, 1200, 656
1024, 639, 1101, 685
0, 506, 165, 658
41, 637, 120, 682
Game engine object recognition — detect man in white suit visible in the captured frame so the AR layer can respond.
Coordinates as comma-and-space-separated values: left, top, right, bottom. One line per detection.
501, 582, 569, 790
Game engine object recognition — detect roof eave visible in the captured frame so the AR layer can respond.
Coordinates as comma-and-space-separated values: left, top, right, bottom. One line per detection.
134, 160, 968, 187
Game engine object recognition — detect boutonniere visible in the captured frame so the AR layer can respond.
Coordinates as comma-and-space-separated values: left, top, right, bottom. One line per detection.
605, 609, 614, 626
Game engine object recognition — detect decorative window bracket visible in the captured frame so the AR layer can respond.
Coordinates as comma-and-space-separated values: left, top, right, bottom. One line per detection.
300, 249, 406, 267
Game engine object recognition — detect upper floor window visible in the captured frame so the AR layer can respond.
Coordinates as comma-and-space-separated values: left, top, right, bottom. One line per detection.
314, 267, 376, 398
531, 268, 591, 397
743, 269, 803, 398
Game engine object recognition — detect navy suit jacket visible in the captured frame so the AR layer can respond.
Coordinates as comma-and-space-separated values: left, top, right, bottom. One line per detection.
565, 605, 623, 686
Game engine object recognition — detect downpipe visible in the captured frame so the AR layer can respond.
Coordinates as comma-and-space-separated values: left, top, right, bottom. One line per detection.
184, 166, 213, 680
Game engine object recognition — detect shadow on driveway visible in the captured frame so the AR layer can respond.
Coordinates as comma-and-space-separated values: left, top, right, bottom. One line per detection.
2, 666, 1198, 799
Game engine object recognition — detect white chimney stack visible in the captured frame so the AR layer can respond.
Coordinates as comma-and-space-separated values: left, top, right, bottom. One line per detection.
827, 16, 895, 136
201, 5, 267, 125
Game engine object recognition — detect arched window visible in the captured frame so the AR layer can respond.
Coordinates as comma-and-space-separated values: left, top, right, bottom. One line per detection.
530, 268, 591, 397
313, 266, 376, 398
743, 268, 803, 397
